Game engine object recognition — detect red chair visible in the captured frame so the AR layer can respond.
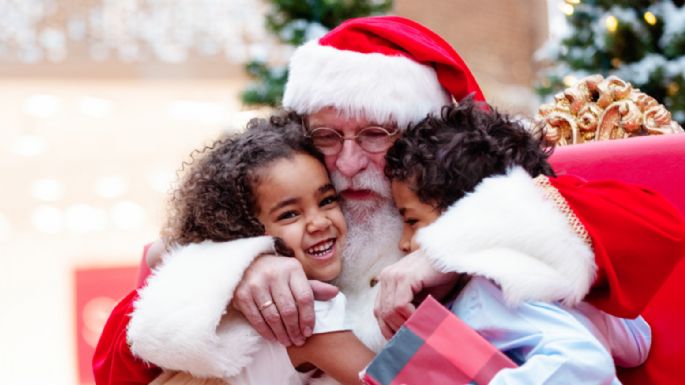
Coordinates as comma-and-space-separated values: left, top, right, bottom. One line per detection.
550, 133, 685, 385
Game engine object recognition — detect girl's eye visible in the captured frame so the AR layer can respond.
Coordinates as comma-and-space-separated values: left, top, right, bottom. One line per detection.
320, 194, 340, 207
277, 211, 298, 221
404, 218, 418, 227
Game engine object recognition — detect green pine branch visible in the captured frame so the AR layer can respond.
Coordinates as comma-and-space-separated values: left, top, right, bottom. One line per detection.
241, 0, 392, 107
537, 0, 685, 124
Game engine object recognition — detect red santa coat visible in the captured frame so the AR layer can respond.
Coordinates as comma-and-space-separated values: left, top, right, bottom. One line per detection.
550, 134, 685, 385
93, 170, 685, 385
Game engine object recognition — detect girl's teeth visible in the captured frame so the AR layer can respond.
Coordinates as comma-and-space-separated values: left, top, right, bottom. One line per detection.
308, 240, 334, 255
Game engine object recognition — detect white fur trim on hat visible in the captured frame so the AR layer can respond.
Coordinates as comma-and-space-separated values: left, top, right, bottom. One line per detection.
128, 236, 275, 378
416, 167, 596, 307
283, 40, 451, 128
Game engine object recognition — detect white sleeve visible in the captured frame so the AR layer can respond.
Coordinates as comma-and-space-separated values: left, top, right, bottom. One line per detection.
127, 237, 275, 379
453, 277, 620, 385
228, 340, 304, 385
312, 292, 353, 334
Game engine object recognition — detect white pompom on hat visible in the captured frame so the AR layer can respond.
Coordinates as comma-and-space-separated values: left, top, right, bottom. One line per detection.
283, 16, 486, 128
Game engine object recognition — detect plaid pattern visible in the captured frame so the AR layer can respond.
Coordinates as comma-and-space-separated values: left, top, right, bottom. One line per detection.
363, 296, 517, 385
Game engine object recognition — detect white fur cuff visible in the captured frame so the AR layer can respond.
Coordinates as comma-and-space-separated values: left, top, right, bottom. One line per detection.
128, 237, 275, 378
416, 167, 596, 306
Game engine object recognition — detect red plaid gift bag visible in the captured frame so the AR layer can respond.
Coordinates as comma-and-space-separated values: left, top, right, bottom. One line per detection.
362, 296, 517, 385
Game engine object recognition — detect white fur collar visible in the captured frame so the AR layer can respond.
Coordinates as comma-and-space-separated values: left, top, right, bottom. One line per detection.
416, 167, 596, 307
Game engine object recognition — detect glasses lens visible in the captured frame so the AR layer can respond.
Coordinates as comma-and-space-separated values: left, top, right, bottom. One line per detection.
358, 127, 396, 153
309, 128, 341, 154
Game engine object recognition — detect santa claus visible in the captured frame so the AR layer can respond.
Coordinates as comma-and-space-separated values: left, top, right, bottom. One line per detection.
93, 16, 685, 385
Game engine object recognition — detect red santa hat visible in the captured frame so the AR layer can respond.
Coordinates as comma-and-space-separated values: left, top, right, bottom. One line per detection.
282, 16, 486, 128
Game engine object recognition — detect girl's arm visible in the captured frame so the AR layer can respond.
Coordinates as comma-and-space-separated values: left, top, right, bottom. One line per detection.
288, 331, 375, 385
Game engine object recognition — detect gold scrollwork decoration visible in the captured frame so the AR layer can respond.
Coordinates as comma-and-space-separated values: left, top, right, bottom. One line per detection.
536, 75, 683, 146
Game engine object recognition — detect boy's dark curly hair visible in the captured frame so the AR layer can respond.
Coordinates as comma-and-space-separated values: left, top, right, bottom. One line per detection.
162, 113, 324, 247
385, 98, 555, 210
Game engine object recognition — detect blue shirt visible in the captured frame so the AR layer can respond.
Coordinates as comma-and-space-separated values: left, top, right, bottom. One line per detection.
449, 276, 650, 385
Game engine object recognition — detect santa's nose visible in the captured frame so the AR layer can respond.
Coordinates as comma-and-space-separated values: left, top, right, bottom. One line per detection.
335, 140, 369, 178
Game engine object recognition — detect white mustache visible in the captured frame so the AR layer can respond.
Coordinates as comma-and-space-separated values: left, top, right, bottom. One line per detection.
330, 168, 392, 199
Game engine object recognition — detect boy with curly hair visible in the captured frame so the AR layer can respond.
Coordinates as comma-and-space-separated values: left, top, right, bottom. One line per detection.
382, 99, 651, 384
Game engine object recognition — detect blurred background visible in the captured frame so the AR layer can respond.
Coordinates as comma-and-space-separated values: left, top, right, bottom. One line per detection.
0, 0, 682, 384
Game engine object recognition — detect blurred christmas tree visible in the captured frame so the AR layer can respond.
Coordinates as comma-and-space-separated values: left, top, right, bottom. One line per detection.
537, 0, 685, 124
241, 0, 392, 107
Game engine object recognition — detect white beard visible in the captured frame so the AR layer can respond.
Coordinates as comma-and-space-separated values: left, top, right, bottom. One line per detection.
328, 168, 405, 355
330, 167, 404, 295
334, 200, 405, 355
334, 199, 403, 294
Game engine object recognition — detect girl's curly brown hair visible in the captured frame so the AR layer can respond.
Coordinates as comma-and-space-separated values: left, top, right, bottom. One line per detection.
385, 98, 555, 210
162, 113, 324, 247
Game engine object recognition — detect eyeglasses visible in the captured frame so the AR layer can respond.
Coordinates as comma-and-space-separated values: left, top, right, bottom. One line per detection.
305, 126, 399, 155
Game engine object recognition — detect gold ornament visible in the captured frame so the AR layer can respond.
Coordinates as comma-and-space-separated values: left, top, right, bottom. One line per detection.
606, 15, 619, 32
667, 82, 680, 96
644, 11, 657, 26
535, 75, 684, 146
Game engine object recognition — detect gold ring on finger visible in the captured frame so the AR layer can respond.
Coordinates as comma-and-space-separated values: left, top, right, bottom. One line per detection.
258, 300, 275, 311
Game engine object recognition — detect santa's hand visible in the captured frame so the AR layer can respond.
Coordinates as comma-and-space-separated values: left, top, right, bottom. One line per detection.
233, 255, 338, 347
374, 250, 457, 339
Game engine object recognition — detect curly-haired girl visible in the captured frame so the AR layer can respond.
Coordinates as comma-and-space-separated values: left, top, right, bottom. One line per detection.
148, 115, 374, 385
381, 99, 651, 384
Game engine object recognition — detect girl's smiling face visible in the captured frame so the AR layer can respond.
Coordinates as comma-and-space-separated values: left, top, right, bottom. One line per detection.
255, 153, 347, 282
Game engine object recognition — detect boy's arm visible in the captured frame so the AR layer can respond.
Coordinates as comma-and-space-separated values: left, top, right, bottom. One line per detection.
456, 277, 618, 385
416, 168, 685, 316
288, 331, 375, 385
573, 302, 651, 368
548, 174, 685, 317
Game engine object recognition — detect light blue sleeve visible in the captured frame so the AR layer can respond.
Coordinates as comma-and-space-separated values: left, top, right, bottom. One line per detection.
569, 301, 651, 367
451, 277, 621, 385
608, 316, 650, 367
